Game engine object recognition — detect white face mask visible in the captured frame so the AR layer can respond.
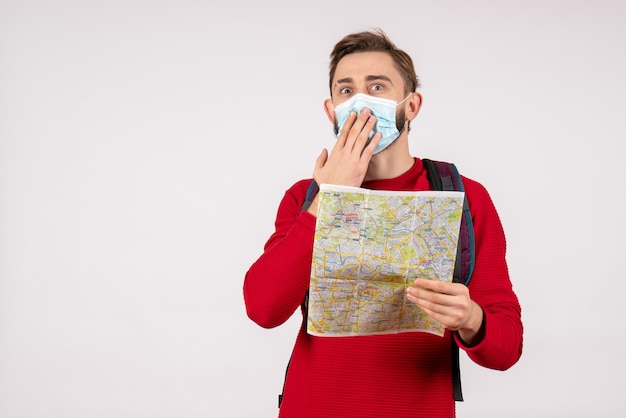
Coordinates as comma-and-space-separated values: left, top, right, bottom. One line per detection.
334, 93, 411, 154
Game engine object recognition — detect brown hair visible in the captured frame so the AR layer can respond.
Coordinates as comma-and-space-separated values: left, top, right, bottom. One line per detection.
328, 28, 421, 96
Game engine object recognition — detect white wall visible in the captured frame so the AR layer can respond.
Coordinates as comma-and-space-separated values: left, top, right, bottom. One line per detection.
1, 0, 624, 417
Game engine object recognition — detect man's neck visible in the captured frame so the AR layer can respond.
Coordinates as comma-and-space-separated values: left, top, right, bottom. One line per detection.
363, 139, 415, 182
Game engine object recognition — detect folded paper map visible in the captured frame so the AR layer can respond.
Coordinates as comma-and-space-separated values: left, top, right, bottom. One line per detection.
307, 184, 465, 337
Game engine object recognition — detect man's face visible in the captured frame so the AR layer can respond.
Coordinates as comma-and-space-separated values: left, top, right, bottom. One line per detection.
330, 51, 407, 134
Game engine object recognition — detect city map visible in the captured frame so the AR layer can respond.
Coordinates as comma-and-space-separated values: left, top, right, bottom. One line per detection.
307, 184, 465, 337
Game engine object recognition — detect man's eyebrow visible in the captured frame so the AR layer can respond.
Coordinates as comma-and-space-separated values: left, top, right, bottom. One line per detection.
365, 75, 393, 84
335, 77, 354, 85
334, 75, 393, 86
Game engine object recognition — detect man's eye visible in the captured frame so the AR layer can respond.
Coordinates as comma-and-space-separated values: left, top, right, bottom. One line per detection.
340, 87, 351, 94
370, 84, 384, 92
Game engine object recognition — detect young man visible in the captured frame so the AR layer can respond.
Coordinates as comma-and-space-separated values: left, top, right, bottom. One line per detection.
244, 29, 523, 417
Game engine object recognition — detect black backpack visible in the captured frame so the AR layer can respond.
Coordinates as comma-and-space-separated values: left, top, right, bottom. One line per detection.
280, 159, 475, 407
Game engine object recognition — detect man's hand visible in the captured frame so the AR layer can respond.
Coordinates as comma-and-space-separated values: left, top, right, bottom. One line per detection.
306, 109, 380, 216
314, 108, 380, 187
406, 279, 484, 346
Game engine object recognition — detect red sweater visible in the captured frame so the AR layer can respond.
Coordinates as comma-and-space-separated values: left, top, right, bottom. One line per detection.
244, 158, 523, 418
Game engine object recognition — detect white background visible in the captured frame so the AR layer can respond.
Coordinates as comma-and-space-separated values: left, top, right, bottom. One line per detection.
1, 0, 624, 417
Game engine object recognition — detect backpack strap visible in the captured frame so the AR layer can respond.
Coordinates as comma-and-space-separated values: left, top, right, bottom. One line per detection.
422, 159, 475, 286
301, 180, 319, 212
422, 158, 475, 402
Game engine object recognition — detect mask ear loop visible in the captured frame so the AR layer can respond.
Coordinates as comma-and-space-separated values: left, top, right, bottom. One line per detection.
399, 92, 416, 132
397, 92, 413, 106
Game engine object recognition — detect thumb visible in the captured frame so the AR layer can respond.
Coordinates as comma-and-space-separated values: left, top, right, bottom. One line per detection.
312, 148, 328, 185
314, 148, 328, 171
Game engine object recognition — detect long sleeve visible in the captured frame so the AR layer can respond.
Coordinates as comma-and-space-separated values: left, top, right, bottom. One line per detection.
454, 176, 523, 370
243, 179, 315, 328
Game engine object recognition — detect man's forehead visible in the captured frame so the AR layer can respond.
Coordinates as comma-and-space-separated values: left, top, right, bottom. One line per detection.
333, 52, 398, 84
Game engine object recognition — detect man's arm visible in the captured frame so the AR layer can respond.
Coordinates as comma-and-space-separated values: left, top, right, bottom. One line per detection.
243, 181, 316, 328
408, 177, 523, 370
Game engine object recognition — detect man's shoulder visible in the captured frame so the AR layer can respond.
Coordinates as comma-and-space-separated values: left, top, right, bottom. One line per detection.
459, 174, 487, 194
457, 173, 500, 216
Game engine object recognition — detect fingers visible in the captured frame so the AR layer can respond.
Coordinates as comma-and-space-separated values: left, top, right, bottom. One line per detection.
411, 278, 458, 295
312, 148, 328, 183
406, 280, 472, 330
336, 109, 376, 152
314, 148, 328, 171
406, 285, 458, 312
333, 111, 356, 150
361, 132, 381, 158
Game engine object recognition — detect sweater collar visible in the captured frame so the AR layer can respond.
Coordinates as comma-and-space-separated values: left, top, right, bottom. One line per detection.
361, 157, 424, 191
